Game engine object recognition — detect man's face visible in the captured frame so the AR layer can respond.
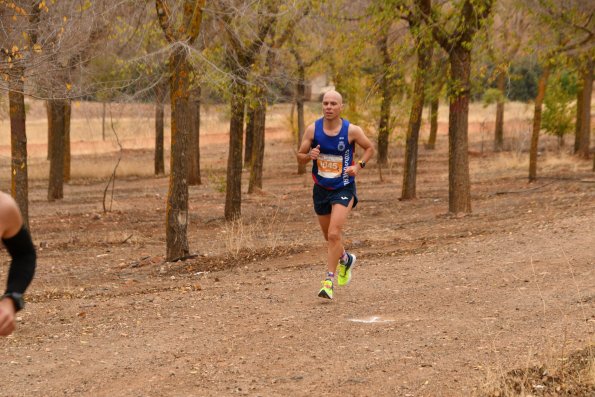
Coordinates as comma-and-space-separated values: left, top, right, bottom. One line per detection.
322, 93, 343, 120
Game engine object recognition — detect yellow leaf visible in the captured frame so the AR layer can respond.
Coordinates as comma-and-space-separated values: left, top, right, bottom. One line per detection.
33, 44, 42, 53
11, 45, 18, 53
66, 83, 72, 91
22, 32, 29, 41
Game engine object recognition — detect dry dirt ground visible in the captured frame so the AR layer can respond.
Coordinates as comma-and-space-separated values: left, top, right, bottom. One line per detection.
0, 104, 594, 397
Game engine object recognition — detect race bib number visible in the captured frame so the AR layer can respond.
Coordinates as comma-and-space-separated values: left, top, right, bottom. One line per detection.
317, 153, 343, 178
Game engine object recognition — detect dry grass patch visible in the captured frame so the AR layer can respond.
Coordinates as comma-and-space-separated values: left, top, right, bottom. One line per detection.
472, 150, 588, 181
222, 204, 288, 259
477, 345, 595, 397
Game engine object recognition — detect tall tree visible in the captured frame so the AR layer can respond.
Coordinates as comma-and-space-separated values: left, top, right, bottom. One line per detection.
244, 102, 256, 169
528, 61, 551, 181
289, 37, 322, 175
527, 0, 593, 181
246, 93, 266, 193
291, 46, 307, 175
401, 0, 434, 200
1, 0, 42, 226
217, 0, 277, 220
106, 6, 171, 176
247, 2, 309, 193
47, 99, 66, 201
155, 0, 206, 261
376, 29, 397, 167
154, 78, 168, 175
488, 2, 526, 151
8, 65, 31, 219
35, 1, 112, 198
426, 0, 493, 213
574, 55, 593, 158
188, 85, 201, 185
424, 49, 447, 150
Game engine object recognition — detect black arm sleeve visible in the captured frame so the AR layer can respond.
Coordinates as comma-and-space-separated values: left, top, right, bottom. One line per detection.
3, 226, 36, 294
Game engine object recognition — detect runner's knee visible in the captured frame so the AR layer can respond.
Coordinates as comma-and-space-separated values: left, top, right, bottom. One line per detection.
327, 229, 341, 244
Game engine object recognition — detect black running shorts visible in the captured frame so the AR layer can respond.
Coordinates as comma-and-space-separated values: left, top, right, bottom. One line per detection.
313, 182, 358, 216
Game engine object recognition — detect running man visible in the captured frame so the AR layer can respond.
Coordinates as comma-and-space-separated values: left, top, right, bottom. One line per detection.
296, 90, 374, 299
0, 192, 36, 336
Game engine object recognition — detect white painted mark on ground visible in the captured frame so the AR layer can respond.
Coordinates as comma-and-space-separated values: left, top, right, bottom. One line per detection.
348, 316, 395, 324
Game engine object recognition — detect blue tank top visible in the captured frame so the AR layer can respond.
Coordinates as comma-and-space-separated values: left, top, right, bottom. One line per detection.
311, 118, 355, 190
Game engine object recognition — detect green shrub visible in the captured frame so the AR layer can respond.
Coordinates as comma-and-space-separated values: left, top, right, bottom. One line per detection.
542, 70, 577, 140
482, 88, 506, 106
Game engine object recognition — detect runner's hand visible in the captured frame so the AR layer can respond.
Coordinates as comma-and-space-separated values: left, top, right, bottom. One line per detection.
0, 298, 16, 336
310, 145, 321, 161
345, 165, 358, 176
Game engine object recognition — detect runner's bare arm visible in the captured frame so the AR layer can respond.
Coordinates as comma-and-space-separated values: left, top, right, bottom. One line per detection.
297, 124, 319, 164
0, 192, 25, 336
0, 192, 22, 239
349, 124, 375, 164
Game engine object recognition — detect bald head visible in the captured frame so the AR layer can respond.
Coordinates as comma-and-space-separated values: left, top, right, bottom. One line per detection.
322, 90, 343, 104
321, 90, 344, 121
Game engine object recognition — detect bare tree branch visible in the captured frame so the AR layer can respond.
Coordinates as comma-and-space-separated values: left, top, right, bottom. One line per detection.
155, 0, 176, 42
184, 0, 206, 44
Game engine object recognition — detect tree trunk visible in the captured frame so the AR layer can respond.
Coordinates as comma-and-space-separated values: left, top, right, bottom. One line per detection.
376, 33, 393, 167
248, 99, 266, 193
244, 106, 255, 168
165, 47, 192, 261
249, 45, 276, 193
48, 99, 66, 201
296, 78, 306, 175
8, 68, 29, 227
494, 70, 506, 151
196, 93, 201, 184
401, 34, 433, 200
577, 59, 592, 159
377, 84, 392, 167
155, 81, 166, 175
46, 99, 70, 183
63, 100, 71, 183
447, 47, 472, 214
427, 98, 439, 149
46, 101, 52, 161
529, 65, 551, 182
292, 48, 307, 175
225, 78, 247, 221
102, 101, 106, 141
188, 86, 201, 185
574, 81, 583, 154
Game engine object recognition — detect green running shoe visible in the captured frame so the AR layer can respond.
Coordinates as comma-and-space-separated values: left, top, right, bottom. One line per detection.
337, 253, 356, 286
318, 279, 334, 299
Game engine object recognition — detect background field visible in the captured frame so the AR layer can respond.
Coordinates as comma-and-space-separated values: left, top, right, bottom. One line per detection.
0, 101, 593, 396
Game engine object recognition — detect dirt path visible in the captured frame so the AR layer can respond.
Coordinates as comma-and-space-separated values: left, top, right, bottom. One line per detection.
0, 124, 594, 396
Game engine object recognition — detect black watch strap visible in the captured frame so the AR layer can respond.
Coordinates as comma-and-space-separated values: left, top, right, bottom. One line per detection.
2, 292, 25, 312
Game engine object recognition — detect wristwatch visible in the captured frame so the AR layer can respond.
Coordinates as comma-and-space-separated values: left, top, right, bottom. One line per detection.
2, 292, 25, 312
358, 160, 366, 168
